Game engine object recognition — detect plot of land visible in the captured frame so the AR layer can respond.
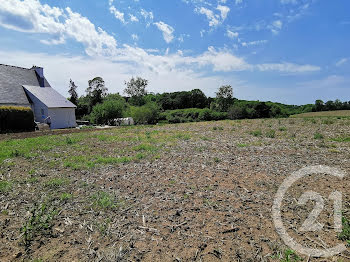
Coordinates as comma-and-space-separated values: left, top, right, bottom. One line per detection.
0, 118, 350, 261
291, 110, 350, 118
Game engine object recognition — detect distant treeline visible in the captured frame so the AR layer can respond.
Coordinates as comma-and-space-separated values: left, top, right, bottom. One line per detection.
313, 99, 350, 112
67, 76, 346, 125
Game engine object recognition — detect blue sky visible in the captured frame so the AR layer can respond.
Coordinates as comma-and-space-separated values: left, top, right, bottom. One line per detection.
0, 0, 349, 104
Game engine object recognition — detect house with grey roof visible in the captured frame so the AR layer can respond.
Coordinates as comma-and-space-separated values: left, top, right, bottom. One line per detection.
0, 64, 77, 129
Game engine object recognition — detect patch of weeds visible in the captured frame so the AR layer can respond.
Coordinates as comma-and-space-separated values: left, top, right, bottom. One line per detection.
338, 216, 350, 245
265, 129, 276, 138
135, 153, 146, 160
322, 119, 335, 125
95, 156, 132, 165
200, 136, 211, 141
91, 191, 117, 210
237, 143, 248, 147
28, 169, 36, 175
314, 132, 324, 140
27, 176, 39, 184
213, 126, 224, 131
281, 249, 301, 262
250, 130, 262, 137
214, 157, 221, 163
0, 180, 12, 193
97, 218, 111, 236
10, 149, 24, 157
272, 249, 301, 262
331, 136, 350, 143
60, 193, 72, 202
65, 137, 74, 145
169, 180, 176, 185
45, 178, 67, 188
133, 144, 157, 152
288, 119, 295, 125
175, 133, 191, 140
21, 201, 58, 250
183, 193, 189, 199
279, 127, 287, 131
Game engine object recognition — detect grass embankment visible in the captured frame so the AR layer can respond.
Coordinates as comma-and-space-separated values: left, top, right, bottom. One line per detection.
291, 110, 350, 118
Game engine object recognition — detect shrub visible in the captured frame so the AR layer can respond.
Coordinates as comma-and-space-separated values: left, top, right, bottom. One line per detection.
0, 106, 35, 133
129, 102, 160, 125
90, 99, 125, 125
163, 108, 226, 123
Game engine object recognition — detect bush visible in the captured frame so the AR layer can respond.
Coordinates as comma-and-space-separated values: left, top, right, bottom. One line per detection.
0, 106, 35, 133
129, 102, 160, 125
90, 99, 125, 125
162, 108, 226, 123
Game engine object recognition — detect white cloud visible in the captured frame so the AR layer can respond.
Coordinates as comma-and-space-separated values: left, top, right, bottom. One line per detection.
241, 40, 268, 47
129, 14, 139, 22
131, 34, 138, 41
298, 75, 349, 89
216, 5, 230, 21
336, 58, 348, 67
65, 7, 117, 56
0, 0, 65, 34
256, 62, 320, 73
0, 0, 117, 57
154, 21, 175, 43
280, 0, 298, 4
109, 6, 125, 24
270, 20, 283, 34
235, 0, 243, 4
226, 30, 239, 39
140, 9, 154, 27
196, 7, 220, 27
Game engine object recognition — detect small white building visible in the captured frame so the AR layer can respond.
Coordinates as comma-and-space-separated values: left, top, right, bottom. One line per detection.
0, 64, 77, 129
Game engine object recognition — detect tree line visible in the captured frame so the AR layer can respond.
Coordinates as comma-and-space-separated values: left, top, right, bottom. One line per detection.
67, 76, 347, 125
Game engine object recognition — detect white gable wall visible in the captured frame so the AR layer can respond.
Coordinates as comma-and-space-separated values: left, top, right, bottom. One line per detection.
25, 89, 49, 123
48, 108, 77, 129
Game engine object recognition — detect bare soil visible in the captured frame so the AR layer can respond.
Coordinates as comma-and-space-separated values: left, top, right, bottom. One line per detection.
0, 118, 349, 261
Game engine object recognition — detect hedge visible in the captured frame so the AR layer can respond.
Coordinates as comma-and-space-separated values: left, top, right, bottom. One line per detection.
0, 106, 35, 133
160, 108, 227, 123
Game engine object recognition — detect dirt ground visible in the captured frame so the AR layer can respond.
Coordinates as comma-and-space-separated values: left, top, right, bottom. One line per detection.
0, 118, 349, 261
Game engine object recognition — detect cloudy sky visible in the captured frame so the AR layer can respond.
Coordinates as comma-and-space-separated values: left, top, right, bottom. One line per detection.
0, 0, 349, 104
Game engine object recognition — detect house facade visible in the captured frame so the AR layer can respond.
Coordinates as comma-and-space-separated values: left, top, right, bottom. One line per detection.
0, 64, 77, 129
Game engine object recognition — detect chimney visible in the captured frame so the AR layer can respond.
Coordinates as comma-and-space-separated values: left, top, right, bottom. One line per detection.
32, 66, 45, 87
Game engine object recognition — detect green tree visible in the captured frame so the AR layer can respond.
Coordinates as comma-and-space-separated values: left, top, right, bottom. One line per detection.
129, 102, 160, 124
124, 77, 148, 106
216, 85, 234, 111
90, 99, 125, 125
86, 77, 108, 111
314, 100, 324, 112
68, 79, 78, 105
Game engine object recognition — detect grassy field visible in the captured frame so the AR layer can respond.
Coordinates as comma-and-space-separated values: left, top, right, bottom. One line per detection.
0, 118, 350, 261
291, 110, 350, 118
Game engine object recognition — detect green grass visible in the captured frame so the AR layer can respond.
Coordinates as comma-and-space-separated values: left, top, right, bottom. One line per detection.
250, 130, 262, 137
237, 143, 248, 147
338, 216, 350, 244
45, 178, 67, 188
91, 191, 118, 210
291, 110, 350, 118
265, 129, 276, 138
314, 132, 324, 140
279, 127, 287, 131
331, 136, 350, 142
132, 143, 157, 152
21, 201, 58, 250
0, 180, 12, 193
60, 193, 72, 201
